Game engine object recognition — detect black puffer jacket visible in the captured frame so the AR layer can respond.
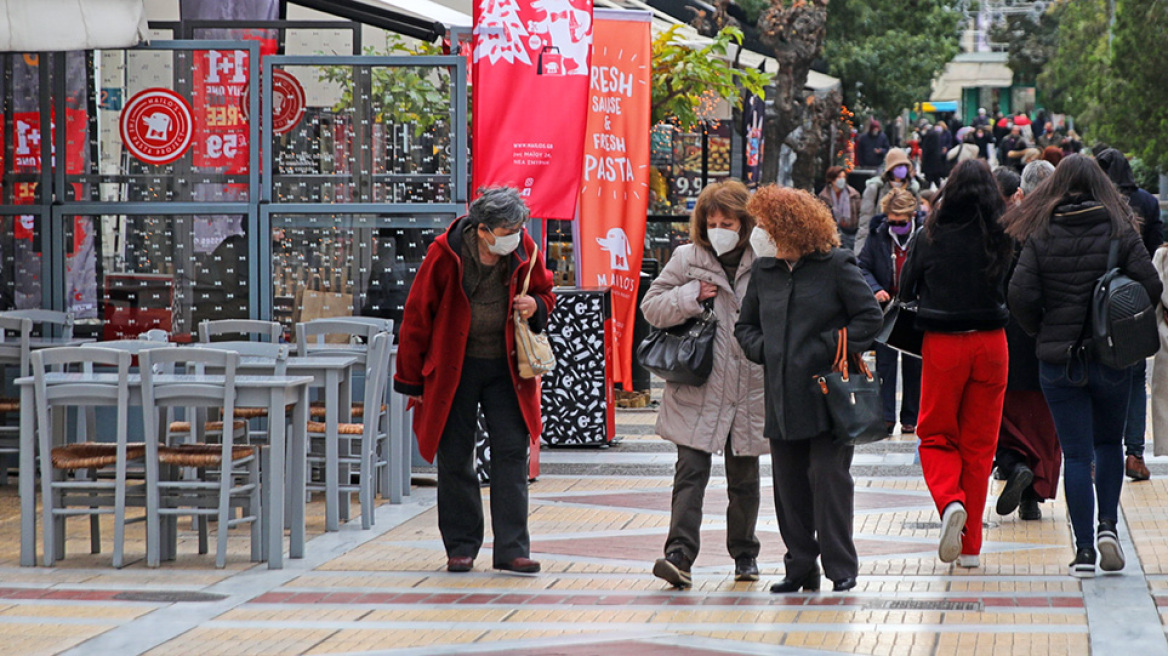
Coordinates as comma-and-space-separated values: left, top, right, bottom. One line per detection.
897, 204, 1011, 332
1008, 200, 1162, 364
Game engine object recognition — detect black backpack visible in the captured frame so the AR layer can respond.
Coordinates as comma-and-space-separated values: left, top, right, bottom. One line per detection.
1090, 238, 1159, 369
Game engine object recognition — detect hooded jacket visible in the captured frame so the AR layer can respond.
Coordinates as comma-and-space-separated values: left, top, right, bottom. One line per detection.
1097, 148, 1164, 256
1008, 200, 1161, 364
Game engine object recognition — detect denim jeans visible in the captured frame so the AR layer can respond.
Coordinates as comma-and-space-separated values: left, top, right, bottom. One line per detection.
1039, 360, 1130, 549
1124, 359, 1148, 456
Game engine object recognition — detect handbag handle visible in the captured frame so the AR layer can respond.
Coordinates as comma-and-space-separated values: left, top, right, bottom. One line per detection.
519, 240, 538, 298
834, 328, 849, 381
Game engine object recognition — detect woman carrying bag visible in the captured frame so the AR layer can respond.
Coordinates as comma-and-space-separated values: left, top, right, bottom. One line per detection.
735, 186, 882, 594
642, 180, 767, 588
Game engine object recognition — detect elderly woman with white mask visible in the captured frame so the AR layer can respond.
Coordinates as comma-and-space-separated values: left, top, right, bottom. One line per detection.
642, 179, 767, 589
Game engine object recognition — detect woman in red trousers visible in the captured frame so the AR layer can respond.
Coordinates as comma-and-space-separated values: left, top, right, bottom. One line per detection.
898, 159, 1013, 568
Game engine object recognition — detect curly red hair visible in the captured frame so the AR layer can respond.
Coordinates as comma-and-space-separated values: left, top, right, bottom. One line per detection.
747, 185, 840, 257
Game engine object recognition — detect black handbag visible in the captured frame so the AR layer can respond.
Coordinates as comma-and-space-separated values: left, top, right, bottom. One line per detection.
876, 300, 924, 358
817, 328, 888, 446
636, 302, 718, 386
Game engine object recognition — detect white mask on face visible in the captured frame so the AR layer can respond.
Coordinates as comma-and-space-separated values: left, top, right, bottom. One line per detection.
707, 228, 740, 256
484, 229, 521, 255
749, 226, 778, 259
834, 178, 847, 190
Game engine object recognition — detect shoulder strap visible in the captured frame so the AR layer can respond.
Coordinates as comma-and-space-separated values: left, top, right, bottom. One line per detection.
1107, 236, 1120, 271
520, 243, 539, 297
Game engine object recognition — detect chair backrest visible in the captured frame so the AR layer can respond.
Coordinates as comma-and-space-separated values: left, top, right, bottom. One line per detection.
0, 315, 33, 377
191, 341, 289, 375
199, 319, 282, 343
361, 332, 393, 418
94, 339, 172, 356
32, 348, 132, 466
139, 348, 240, 459
296, 318, 393, 360
140, 329, 170, 342
1, 309, 74, 339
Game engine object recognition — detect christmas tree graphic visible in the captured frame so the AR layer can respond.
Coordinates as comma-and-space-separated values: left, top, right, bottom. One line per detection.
474, 0, 533, 66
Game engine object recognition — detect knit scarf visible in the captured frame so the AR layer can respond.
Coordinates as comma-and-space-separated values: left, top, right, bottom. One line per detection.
831, 188, 851, 226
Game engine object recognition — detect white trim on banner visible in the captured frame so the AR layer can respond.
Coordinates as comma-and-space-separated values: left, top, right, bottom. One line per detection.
359, 0, 473, 27
0, 0, 149, 52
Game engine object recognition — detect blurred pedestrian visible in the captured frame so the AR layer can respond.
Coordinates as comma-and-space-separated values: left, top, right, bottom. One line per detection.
1007, 154, 1161, 577
394, 187, 555, 575
994, 161, 1061, 522
643, 180, 767, 589
857, 188, 924, 435
736, 186, 882, 594
1097, 148, 1165, 482
857, 119, 892, 168
819, 166, 862, 250
858, 148, 921, 254
899, 160, 1013, 569
947, 131, 980, 171
1000, 125, 1029, 173
921, 123, 946, 187
1042, 146, 1064, 167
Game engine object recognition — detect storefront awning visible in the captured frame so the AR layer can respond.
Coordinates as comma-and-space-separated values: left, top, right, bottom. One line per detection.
288, 0, 447, 41
0, 0, 149, 52
361, 0, 473, 27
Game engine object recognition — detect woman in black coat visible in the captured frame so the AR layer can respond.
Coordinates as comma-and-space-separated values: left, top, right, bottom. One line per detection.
736, 186, 882, 594
1006, 154, 1162, 578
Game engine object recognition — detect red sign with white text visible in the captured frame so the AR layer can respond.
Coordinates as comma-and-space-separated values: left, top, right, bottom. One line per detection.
120, 89, 195, 166
472, 0, 593, 219
576, 11, 651, 386
191, 36, 277, 172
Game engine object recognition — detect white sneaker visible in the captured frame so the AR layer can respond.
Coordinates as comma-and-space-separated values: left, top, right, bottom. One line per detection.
1097, 529, 1125, 572
956, 554, 980, 568
939, 502, 967, 564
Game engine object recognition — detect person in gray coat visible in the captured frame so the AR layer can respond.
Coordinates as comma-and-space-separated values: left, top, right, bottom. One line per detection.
736, 185, 883, 594
642, 180, 768, 589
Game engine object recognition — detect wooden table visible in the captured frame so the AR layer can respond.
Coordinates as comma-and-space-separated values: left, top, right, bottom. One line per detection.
18, 373, 312, 569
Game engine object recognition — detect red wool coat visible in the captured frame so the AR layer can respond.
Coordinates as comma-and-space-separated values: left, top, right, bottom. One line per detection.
393, 217, 556, 463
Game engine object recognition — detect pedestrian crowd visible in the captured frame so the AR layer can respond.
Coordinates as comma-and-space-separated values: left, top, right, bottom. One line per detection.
395, 124, 1164, 594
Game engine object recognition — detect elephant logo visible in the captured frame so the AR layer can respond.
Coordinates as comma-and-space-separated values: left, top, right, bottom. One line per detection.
596, 227, 631, 271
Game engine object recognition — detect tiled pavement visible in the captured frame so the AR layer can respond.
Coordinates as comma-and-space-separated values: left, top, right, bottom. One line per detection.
3, 407, 1168, 655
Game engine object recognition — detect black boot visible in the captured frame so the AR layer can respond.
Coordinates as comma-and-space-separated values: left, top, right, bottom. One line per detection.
770, 569, 821, 593
1018, 487, 1042, 520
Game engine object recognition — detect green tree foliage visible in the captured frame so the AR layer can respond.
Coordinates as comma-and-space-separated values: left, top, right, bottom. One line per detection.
824, 0, 963, 119
1097, 0, 1168, 171
1036, 0, 1110, 129
988, 7, 1058, 85
316, 34, 448, 134
651, 25, 773, 127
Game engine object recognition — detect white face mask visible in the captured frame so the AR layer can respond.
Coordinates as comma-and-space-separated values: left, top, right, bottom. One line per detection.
749, 226, 778, 259
707, 228, 740, 256
484, 229, 521, 255
834, 178, 847, 190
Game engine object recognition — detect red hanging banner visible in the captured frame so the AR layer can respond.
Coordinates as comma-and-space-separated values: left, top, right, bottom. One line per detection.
472, 0, 593, 218
576, 10, 652, 386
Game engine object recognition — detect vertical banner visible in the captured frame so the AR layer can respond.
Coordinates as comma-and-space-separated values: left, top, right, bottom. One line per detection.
472, 0, 593, 219
743, 93, 765, 188
576, 10, 651, 386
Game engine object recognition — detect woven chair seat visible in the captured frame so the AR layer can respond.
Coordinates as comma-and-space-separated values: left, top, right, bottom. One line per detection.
169, 420, 248, 433
51, 442, 147, 470
0, 397, 20, 413
307, 420, 366, 435
308, 401, 386, 419
158, 443, 257, 467
225, 403, 296, 419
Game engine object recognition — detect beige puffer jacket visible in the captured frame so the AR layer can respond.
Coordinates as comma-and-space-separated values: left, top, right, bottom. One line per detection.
641, 243, 767, 456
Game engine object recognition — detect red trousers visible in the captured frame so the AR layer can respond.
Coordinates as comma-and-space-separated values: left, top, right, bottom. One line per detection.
918, 330, 1008, 556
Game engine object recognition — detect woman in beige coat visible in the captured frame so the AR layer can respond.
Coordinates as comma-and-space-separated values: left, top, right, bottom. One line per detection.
642, 180, 767, 589
1150, 245, 1168, 456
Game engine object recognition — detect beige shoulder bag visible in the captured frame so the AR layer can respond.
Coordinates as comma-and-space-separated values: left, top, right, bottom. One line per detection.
514, 245, 556, 379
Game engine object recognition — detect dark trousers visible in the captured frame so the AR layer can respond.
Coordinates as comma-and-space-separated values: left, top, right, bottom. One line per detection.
770, 436, 857, 582
875, 342, 922, 425
1124, 359, 1148, 456
436, 357, 530, 565
1040, 360, 1129, 549
665, 443, 760, 565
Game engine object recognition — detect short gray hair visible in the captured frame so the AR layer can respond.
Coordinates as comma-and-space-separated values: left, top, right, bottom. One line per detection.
1020, 160, 1056, 195
469, 187, 529, 231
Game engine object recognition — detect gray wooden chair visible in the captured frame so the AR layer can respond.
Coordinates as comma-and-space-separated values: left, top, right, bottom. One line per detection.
305, 332, 392, 529
198, 319, 283, 344
140, 347, 262, 568
0, 315, 32, 486
33, 347, 140, 567
190, 341, 290, 442
1, 309, 74, 339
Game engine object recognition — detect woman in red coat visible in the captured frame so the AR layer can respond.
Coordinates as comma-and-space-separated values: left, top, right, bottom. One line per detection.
394, 187, 555, 574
